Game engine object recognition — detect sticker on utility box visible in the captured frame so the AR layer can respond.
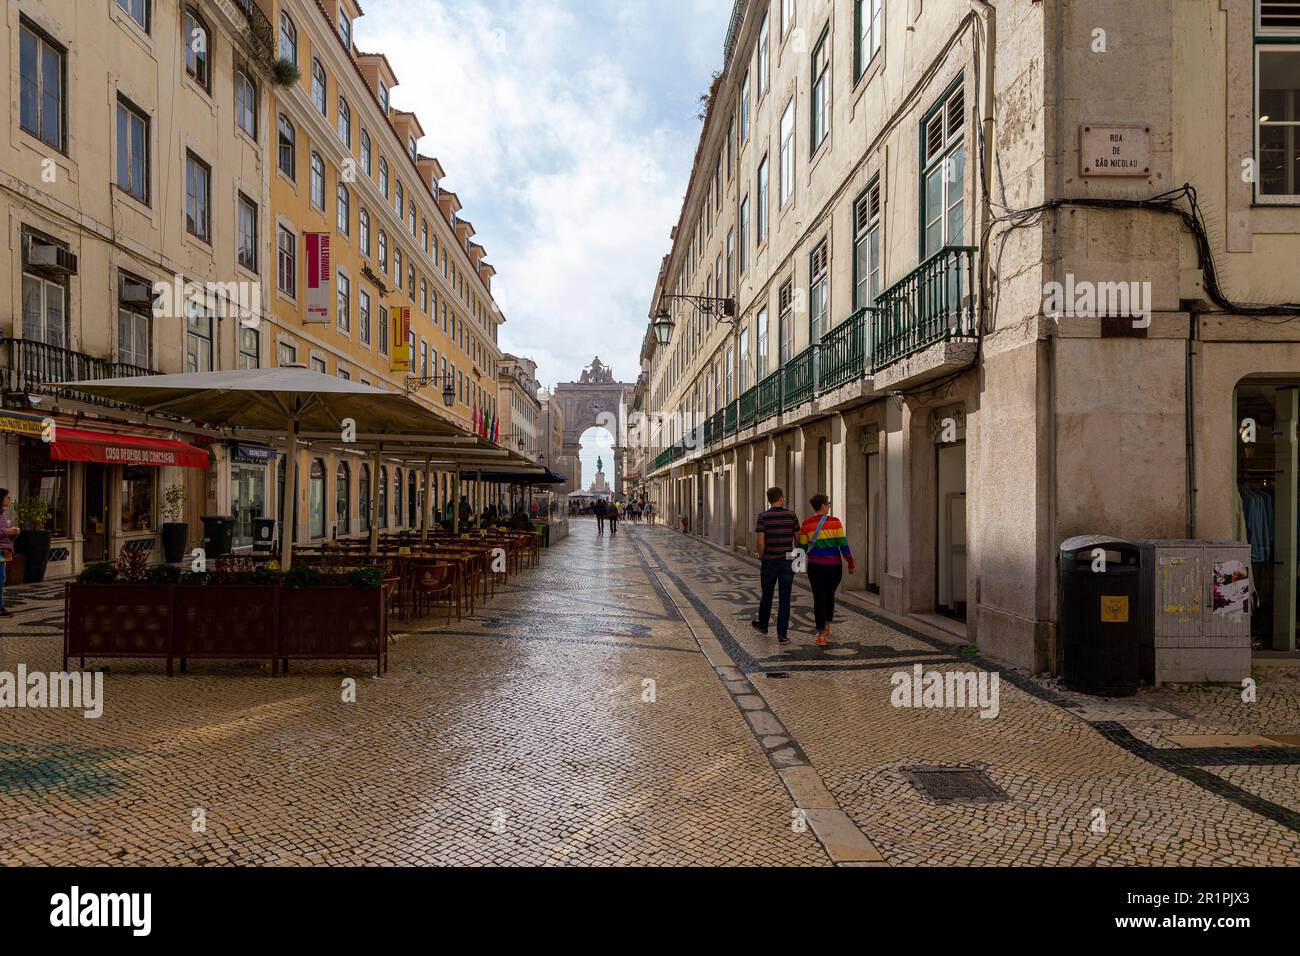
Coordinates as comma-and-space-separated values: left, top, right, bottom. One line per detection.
1100, 596, 1130, 623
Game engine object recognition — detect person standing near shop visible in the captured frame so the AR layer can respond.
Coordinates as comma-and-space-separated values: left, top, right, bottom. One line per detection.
800, 494, 856, 648
752, 487, 800, 645
0, 490, 20, 618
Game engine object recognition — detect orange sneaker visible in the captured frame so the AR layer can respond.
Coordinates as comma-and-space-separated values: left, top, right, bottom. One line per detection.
816, 631, 828, 648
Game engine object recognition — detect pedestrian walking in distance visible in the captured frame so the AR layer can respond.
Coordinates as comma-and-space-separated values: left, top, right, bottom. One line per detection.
801, 494, 855, 648
752, 487, 800, 645
609, 501, 620, 535
594, 498, 607, 535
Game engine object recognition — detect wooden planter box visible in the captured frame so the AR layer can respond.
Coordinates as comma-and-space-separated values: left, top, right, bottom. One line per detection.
65, 583, 389, 677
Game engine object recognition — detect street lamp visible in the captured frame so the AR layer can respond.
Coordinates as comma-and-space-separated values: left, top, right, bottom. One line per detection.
653, 294, 737, 347
653, 309, 676, 347
406, 373, 458, 408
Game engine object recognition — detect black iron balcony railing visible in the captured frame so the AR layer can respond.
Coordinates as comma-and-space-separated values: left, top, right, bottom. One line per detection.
3, 338, 154, 409
756, 368, 783, 422
819, 307, 869, 392
783, 345, 817, 408
234, 0, 277, 69
723, 400, 738, 437
870, 245, 978, 372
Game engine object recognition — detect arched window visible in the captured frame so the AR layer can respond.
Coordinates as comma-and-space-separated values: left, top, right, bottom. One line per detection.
337, 183, 350, 234
310, 152, 325, 208
378, 230, 387, 270
336, 462, 351, 535
360, 464, 371, 533
309, 459, 326, 539
379, 157, 389, 197
378, 466, 389, 529
279, 12, 298, 65
337, 96, 351, 146
359, 208, 370, 256
183, 7, 211, 91
312, 59, 327, 115
395, 181, 404, 218
277, 115, 295, 179
360, 129, 372, 175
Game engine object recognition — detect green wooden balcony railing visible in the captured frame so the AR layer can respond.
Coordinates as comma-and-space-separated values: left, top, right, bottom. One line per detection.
723, 400, 738, 436
870, 245, 978, 372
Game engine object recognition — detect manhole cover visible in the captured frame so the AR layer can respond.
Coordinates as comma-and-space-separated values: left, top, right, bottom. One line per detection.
900, 767, 1009, 805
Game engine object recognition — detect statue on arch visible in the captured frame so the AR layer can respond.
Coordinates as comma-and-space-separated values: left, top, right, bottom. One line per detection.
580, 357, 615, 385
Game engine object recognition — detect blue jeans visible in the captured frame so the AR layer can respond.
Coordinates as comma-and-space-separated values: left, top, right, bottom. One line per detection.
758, 558, 795, 638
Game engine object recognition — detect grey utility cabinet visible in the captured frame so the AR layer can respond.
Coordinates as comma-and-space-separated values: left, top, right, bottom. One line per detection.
1133, 540, 1253, 685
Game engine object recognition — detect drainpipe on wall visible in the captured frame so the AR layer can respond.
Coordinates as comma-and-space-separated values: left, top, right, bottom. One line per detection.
1186, 310, 1199, 539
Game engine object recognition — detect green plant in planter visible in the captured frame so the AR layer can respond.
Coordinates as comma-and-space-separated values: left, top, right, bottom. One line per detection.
77, 562, 118, 584
162, 484, 188, 524
180, 571, 212, 587
13, 497, 51, 531
250, 565, 283, 587
145, 564, 182, 585
343, 567, 384, 589
271, 58, 300, 87
283, 564, 322, 590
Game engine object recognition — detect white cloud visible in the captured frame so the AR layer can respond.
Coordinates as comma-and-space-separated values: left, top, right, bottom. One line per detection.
357, 0, 731, 391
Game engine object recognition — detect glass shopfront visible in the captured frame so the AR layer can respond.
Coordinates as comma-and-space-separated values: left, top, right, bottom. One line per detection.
120, 465, 156, 533
309, 458, 326, 539
18, 437, 70, 537
232, 445, 273, 550
1235, 381, 1299, 651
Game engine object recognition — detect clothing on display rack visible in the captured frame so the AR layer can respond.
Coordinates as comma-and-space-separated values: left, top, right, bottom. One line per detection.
1238, 483, 1275, 564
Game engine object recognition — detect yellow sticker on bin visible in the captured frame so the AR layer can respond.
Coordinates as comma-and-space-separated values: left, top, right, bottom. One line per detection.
1100, 596, 1130, 624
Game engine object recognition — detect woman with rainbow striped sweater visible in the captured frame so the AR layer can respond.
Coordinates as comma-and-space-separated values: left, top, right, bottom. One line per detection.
800, 495, 856, 648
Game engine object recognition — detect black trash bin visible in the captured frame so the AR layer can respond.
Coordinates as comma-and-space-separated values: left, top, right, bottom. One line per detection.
1059, 536, 1141, 697
201, 515, 236, 560
252, 517, 276, 556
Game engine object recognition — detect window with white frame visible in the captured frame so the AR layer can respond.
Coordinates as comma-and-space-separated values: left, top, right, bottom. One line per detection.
854, 178, 882, 308
278, 115, 295, 179
781, 0, 795, 38
238, 193, 258, 272
1257, 10, 1300, 199
117, 96, 150, 204
185, 297, 213, 372
758, 10, 770, 95
278, 225, 296, 297
780, 99, 795, 207
922, 81, 965, 256
739, 195, 750, 275
360, 288, 372, 345
312, 60, 327, 115
855, 0, 883, 81
740, 71, 751, 142
811, 28, 831, 153
236, 68, 257, 139
118, 273, 151, 368
778, 281, 794, 364
279, 12, 298, 65
338, 96, 351, 147
337, 271, 351, 332
310, 153, 325, 209
361, 129, 372, 175
757, 154, 770, 243
809, 240, 829, 342
117, 0, 149, 32
336, 182, 350, 235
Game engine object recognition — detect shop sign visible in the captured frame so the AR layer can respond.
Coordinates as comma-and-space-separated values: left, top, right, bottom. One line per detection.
0, 411, 53, 440
232, 444, 277, 466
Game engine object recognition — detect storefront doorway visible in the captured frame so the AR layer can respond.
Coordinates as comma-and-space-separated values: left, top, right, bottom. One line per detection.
83, 464, 109, 562
864, 446, 881, 594
936, 439, 968, 622
1234, 381, 1299, 651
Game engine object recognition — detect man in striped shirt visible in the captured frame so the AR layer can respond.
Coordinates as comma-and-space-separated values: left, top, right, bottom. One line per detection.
752, 487, 800, 645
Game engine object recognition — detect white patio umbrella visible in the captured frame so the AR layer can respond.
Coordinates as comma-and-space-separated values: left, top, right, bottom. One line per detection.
60, 368, 468, 569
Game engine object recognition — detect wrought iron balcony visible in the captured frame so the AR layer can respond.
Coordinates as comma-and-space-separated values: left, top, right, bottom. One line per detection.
783, 345, 817, 408
232, 0, 277, 70
870, 245, 978, 372
738, 386, 758, 430
2, 338, 154, 409
723, 400, 738, 437
756, 368, 783, 422
818, 308, 870, 392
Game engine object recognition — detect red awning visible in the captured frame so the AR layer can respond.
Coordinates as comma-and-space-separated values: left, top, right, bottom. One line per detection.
49, 427, 209, 469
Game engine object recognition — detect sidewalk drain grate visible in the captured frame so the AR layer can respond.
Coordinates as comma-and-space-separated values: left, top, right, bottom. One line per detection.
901, 767, 1009, 805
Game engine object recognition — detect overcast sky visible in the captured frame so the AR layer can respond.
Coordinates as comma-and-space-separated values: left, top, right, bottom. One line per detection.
357, 0, 733, 399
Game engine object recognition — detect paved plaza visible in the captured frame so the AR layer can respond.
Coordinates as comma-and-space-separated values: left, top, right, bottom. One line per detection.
1, 520, 1297, 867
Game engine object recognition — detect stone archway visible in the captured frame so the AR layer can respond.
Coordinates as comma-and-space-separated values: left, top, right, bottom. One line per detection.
556, 358, 635, 498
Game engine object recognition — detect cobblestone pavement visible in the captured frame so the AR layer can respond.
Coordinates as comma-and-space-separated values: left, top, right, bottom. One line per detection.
0, 521, 1296, 866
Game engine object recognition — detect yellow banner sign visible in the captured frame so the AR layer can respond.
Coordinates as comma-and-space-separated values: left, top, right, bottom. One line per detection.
0, 413, 51, 439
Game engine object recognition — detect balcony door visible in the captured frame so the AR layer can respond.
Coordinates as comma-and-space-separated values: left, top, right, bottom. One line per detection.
936, 439, 968, 622
83, 464, 109, 563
